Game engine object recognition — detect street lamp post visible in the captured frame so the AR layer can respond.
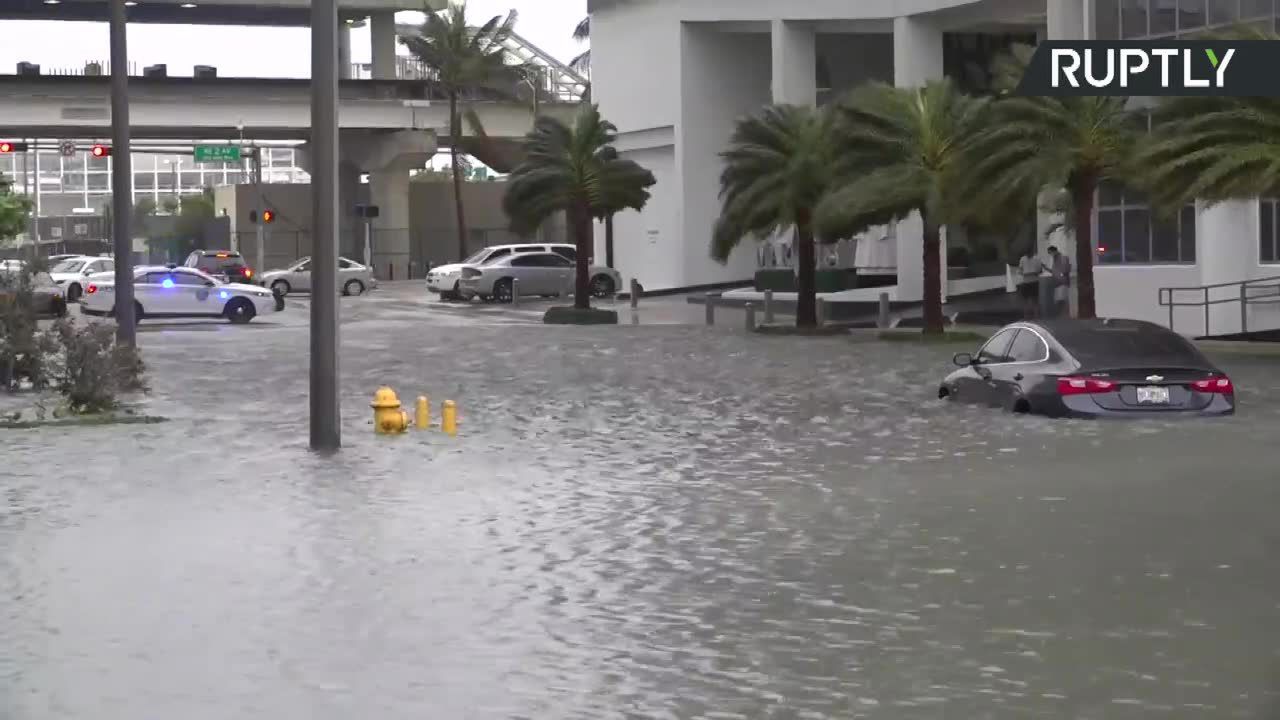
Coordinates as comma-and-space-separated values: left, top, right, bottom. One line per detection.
109, 0, 136, 347
310, 0, 341, 450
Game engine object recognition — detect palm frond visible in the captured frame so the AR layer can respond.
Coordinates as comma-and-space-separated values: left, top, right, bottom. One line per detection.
570, 50, 591, 74
399, 2, 520, 95
574, 16, 590, 41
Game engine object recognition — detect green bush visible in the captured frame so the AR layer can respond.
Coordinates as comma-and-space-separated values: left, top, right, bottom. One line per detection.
44, 319, 147, 413
0, 266, 51, 390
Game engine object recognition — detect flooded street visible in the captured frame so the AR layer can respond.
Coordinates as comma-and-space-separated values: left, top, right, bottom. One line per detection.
3, 293, 1280, 719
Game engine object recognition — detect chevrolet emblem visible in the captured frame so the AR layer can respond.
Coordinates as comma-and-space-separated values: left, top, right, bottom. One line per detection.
1146, 375, 1164, 382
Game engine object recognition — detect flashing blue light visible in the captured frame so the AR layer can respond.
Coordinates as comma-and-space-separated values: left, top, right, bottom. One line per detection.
161, 278, 175, 288
219, 291, 229, 300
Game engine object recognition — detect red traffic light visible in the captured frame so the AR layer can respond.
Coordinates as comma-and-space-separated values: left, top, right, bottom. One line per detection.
261, 209, 275, 223
0, 141, 28, 153
91, 144, 111, 157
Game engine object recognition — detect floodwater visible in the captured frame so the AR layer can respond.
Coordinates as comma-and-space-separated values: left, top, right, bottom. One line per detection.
3, 297, 1280, 719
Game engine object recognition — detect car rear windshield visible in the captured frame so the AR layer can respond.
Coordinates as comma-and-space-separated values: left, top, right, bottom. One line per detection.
1056, 325, 1210, 368
198, 255, 244, 270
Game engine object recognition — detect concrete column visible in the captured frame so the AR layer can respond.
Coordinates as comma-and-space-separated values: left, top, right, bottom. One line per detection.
369, 169, 411, 280
370, 12, 397, 80
1047, 0, 1087, 40
770, 20, 816, 106
339, 24, 352, 79
1199, 200, 1256, 335
893, 15, 943, 303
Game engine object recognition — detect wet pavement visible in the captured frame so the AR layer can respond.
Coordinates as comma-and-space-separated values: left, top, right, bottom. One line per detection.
3, 284, 1280, 719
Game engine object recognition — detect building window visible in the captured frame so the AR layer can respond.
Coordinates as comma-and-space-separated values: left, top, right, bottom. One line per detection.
1261, 198, 1280, 263
1207, 0, 1238, 24
1242, 0, 1274, 19
1097, 0, 1122, 38
1097, 181, 1196, 264
1122, 0, 1150, 36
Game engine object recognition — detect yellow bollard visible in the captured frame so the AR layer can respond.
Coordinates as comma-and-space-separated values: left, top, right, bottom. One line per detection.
370, 386, 409, 434
442, 400, 457, 436
415, 395, 430, 430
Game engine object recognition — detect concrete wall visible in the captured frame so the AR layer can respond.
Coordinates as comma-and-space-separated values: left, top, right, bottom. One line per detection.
408, 180, 567, 269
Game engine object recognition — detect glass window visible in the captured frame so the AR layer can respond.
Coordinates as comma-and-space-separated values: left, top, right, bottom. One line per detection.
52, 260, 85, 273
509, 255, 538, 267
1151, 0, 1178, 32
1123, 208, 1151, 261
1178, 0, 1207, 29
1179, 205, 1197, 262
1122, 0, 1150, 35
1151, 215, 1181, 262
174, 271, 208, 285
1242, 0, 1272, 17
482, 248, 511, 262
1098, 209, 1124, 264
512, 245, 544, 253
1097, 0, 1122, 37
977, 330, 1016, 363
1207, 0, 1238, 23
541, 254, 572, 267
1006, 330, 1048, 363
551, 246, 577, 261
63, 172, 86, 191
87, 172, 109, 191
338, 258, 353, 269
1261, 198, 1278, 263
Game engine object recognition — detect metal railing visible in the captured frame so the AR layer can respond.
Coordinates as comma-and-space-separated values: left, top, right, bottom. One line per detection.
1158, 274, 1280, 336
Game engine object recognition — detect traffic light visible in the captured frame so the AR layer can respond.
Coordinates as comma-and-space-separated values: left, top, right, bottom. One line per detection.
0, 141, 29, 153
261, 209, 275, 224
91, 144, 111, 158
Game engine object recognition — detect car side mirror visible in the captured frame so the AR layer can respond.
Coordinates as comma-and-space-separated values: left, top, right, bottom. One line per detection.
953, 352, 975, 367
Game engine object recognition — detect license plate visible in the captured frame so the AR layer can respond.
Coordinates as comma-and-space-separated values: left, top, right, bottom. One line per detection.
1136, 386, 1170, 404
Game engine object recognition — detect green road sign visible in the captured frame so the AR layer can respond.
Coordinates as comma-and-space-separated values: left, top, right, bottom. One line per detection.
194, 145, 242, 162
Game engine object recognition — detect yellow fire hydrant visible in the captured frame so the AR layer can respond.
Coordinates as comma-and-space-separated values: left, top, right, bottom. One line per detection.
371, 386, 409, 434
415, 395, 430, 430
442, 400, 458, 436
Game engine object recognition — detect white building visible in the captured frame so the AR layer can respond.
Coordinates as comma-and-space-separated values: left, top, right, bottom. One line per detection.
590, 0, 1280, 336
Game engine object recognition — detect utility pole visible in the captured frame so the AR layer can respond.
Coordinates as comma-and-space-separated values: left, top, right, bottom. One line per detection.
109, 0, 136, 348
253, 145, 265, 274
310, 0, 341, 451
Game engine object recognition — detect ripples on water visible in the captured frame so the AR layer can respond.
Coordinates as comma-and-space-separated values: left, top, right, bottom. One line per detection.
3, 322, 1280, 719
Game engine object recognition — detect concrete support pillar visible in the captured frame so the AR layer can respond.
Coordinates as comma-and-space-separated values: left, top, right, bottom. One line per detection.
339, 24, 352, 79
369, 169, 411, 280
1047, 0, 1087, 40
1199, 200, 1255, 335
370, 12, 397, 80
892, 15, 944, 303
770, 20, 816, 106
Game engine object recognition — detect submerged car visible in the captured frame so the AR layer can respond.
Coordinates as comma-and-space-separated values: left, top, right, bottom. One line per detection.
457, 251, 622, 303
81, 266, 281, 324
258, 256, 377, 297
939, 318, 1235, 417
427, 243, 577, 300
0, 270, 67, 318
48, 255, 115, 302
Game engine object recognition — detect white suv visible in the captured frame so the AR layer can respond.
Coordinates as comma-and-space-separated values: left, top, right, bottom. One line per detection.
426, 243, 576, 300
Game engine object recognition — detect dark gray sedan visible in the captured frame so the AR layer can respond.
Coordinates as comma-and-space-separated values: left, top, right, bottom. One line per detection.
940, 318, 1235, 417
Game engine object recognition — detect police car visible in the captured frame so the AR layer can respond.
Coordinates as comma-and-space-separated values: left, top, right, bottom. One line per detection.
81, 265, 281, 323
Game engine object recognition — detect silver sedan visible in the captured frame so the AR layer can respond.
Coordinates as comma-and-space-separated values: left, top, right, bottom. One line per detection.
458, 252, 623, 303
259, 256, 377, 297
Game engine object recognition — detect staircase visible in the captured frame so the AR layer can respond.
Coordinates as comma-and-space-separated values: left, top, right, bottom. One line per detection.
1159, 275, 1280, 340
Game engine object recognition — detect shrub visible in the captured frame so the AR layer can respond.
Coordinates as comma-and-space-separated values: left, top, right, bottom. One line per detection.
0, 265, 49, 390
45, 319, 147, 414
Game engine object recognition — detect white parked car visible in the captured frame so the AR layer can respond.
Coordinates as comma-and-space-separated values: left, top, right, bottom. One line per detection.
426, 243, 577, 300
458, 252, 623, 303
258, 256, 378, 297
81, 265, 281, 324
48, 255, 116, 302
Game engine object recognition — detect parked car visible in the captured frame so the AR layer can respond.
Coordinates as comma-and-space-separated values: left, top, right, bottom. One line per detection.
427, 243, 577, 300
48, 255, 116, 302
458, 252, 623, 303
0, 270, 67, 318
258, 256, 378, 297
939, 318, 1235, 417
81, 266, 280, 324
183, 250, 255, 284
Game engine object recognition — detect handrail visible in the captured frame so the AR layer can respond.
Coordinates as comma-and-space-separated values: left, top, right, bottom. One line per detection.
1157, 274, 1280, 336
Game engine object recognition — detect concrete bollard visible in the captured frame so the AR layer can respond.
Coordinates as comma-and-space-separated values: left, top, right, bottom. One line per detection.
745, 302, 756, 331
816, 297, 827, 327
877, 292, 890, 329
442, 400, 457, 436
511, 277, 520, 306
630, 278, 640, 309
763, 289, 775, 324
705, 292, 721, 325
415, 395, 429, 430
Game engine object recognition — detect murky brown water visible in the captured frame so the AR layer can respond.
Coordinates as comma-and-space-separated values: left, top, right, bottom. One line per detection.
3, 298, 1279, 718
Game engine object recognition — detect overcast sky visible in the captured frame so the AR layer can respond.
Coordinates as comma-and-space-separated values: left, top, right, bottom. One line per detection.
0, 1, 587, 77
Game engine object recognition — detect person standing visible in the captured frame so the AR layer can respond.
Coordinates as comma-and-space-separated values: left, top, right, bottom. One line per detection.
1047, 245, 1072, 318
1018, 249, 1043, 318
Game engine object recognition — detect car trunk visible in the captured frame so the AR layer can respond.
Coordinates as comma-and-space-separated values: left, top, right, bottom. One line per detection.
1075, 365, 1222, 411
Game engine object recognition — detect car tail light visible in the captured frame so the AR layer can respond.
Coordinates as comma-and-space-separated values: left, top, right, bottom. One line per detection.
244, 268, 253, 278
86, 284, 97, 294
1057, 376, 1117, 395
1191, 376, 1233, 394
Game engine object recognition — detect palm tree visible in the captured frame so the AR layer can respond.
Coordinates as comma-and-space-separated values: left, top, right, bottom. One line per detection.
964, 44, 1144, 319
712, 104, 837, 327
401, 2, 520, 260
570, 16, 590, 75
504, 104, 655, 309
815, 80, 989, 334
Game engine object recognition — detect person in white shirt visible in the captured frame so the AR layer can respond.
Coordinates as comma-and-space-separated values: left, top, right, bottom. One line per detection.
1048, 245, 1072, 317
1017, 250, 1043, 318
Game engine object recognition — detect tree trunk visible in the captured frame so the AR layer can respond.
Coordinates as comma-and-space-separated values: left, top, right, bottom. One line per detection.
922, 217, 945, 335
604, 214, 615, 268
448, 92, 469, 261
1071, 176, 1097, 319
572, 201, 592, 310
795, 213, 817, 327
